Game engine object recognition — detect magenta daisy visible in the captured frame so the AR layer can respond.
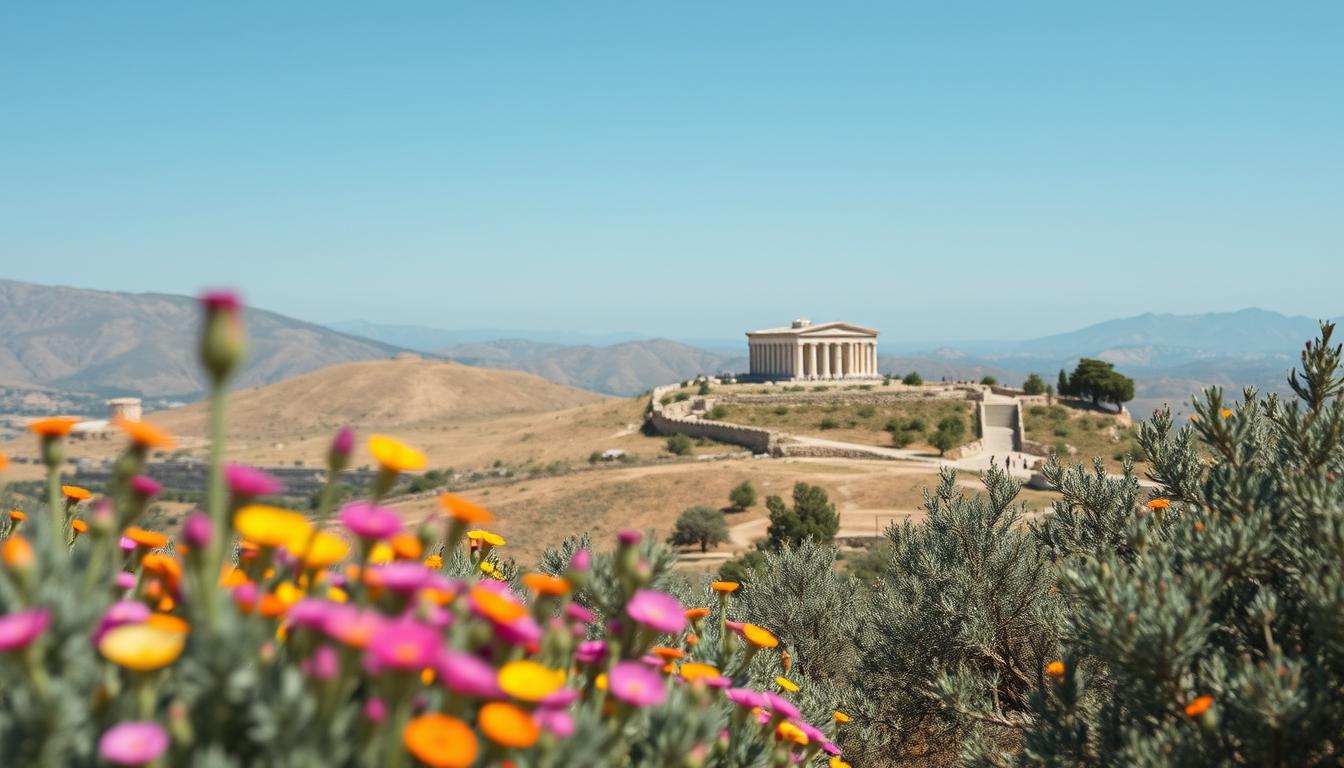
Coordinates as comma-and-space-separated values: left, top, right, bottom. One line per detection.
365, 618, 439, 673
339, 501, 402, 540
626, 589, 686, 635
608, 661, 667, 707
0, 608, 50, 652
98, 721, 169, 766
437, 649, 502, 698
224, 463, 283, 497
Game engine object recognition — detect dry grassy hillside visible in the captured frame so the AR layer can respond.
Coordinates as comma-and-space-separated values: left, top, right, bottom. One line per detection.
152, 357, 608, 437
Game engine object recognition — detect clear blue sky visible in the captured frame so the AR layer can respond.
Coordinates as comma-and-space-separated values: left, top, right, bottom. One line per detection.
2, 2, 1341, 342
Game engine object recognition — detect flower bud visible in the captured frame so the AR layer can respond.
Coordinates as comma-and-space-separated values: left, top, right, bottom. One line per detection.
1, 534, 35, 576
183, 512, 213, 550
328, 426, 354, 472
199, 290, 247, 384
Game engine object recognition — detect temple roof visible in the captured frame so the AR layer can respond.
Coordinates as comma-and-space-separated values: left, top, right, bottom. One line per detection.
746, 320, 879, 337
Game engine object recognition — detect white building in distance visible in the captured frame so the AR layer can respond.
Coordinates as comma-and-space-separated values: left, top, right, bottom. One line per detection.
745, 319, 879, 381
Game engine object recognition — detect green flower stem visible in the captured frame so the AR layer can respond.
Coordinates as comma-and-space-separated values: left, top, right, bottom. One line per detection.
45, 460, 63, 566
202, 384, 227, 594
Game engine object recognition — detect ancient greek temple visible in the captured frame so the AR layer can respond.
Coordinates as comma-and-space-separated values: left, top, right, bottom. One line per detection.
745, 319, 880, 380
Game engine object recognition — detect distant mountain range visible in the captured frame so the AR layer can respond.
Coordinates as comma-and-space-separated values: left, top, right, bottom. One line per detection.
1, 278, 1334, 419
0, 280, 406, 401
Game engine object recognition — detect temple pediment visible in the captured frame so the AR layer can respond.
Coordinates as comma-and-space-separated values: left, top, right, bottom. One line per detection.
746, 320, 878, 338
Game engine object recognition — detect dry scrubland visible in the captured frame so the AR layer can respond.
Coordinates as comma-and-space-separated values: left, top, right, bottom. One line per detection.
714, 399, 976, 454
1022, 402, 1147, 472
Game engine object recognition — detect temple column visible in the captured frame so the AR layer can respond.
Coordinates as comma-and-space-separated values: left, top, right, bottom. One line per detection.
830, 343, 839, 379
843, 343, 852, 378
793, 344, 802, 380
819, 343, 829, 378
870, 343, 877, 376
808, 344, 817, 379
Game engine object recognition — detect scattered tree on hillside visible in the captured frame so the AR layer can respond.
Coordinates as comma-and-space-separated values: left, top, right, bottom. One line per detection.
980, 375, 998, 386
728, 480, 757, 511
665, 433, 692, 456
928, 415, 965, 456
902, 372, 923, 386
697, 380, 712, 396
765, 482, 839, 549
1067, 358, 1135, 413
667, 505, 728, 552
1023, 373, 1047, 395
1046, 383, 1055, 405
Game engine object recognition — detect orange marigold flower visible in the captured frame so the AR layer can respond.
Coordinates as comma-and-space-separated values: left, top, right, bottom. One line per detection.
522, 572, 570, 596
1045, 660, 1066, 679
833, 710, 850, 723
651, 646, 685, 661
684, 607, 711, 621
776, 720, 809, 746
478, 701, 540, 749
471, 585, 527, 624
1184, 695, 1214, 717
403, 713, 478, 768
114, 417, 176, 449
390, 533, 423, 560
438, 493, 494, 524
2, 535, 35, 569
368, 434, 426, 473
145, 614, 190, 634
8, 510, 26, 522
142, 553, 182, 588
711, 581, 740, 593
1145, 498, 1171, 511
61, 485, 92, 502
124, 527, 169, 549
1220, 409, 1233, 419
739, 623, 778, 649
679, 662, 720, 681
29, 417, 79, 438
423, 554, 444, 569
70, 519, 88, 534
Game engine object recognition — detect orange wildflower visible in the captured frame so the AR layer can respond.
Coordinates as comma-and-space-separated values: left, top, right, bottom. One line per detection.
142, 553, 182, 587
146, 614, 190, 634
423, 554, 444, 569
124, 527, 169, 549
438, 493, 494, 525
833, 710, 851, 723
390, 533, 422, 560
679, 662, 720, 681
8, 510, 26, 522
522, 572, 570, 596
29, 417, 79, 438
1220, 409, 1233, 419
70, 519, 88, 534
740, 623, 778, 649
114, 417, 176, 449
651, 646, 685, 661
711, 581, 740, 593
478, 701, 540, 749
471, 585, 527, 624
1045, 660, 1066, 679
2, 535, 35, 569
0, 453, 7, 472
1145, 498, 1171, 511
685, 607, 711, 621
61, 485, 92, 502
403, 713, 478, 768
1184, 695, 1213, 717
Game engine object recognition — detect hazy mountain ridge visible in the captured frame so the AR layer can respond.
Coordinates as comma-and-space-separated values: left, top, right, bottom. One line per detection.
0, 280, 408, 398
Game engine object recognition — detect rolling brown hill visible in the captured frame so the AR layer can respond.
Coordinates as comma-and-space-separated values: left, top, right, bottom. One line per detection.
0, 279, 406, 398
151, 356, 608, 438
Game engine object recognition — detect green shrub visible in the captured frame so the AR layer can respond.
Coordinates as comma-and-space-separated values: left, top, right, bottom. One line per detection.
705, 405, 728, 420
1023, 372, 1047, 395
665, 433, 692, 455
728, 480, 757, 510
666, 505, 728, 552
980, 375, 998, 386
673, 392, 690, 402
773, 405, 789, 416
891, 430, 915, 448
819, 417, 840, 430
902, 372, 923, 386
856, 405, 876, 419
765, 482, 839, 549
905, 417, 927, 433
1048, 405, 1069, 421
1029, 405, 1047, 416
1053, 425, 1070, 437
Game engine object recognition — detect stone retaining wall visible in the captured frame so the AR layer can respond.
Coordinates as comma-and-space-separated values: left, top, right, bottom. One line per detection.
647, 384, 777, 454
775, 444, 901, 461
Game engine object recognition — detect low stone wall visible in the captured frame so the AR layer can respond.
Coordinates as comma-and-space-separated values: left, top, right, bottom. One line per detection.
647, 384, 777, 454
948, 438, 985, 459
775, 444, 901, 461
